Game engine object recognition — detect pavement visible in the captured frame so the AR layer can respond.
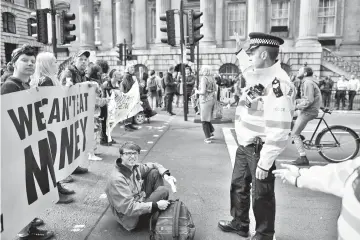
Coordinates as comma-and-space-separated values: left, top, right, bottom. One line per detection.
28, 106, 360, 240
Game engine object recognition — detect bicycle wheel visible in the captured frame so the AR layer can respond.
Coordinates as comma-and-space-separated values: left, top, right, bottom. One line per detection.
315, 125, 360, 163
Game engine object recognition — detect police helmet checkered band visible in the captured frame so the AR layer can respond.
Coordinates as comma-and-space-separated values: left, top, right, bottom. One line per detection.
250, 38, 280, 47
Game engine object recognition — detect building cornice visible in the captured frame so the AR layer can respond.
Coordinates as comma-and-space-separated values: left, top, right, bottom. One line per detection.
1, 1, 35, 13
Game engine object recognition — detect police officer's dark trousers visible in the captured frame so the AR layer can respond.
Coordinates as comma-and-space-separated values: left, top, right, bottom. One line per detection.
230, 144, 276, 238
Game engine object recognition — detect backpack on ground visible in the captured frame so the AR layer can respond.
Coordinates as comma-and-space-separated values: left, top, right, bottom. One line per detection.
149, 199, 195, 240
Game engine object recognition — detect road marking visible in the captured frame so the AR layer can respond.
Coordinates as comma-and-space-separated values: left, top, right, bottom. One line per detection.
153, 135, 159, 137
71, 225, 86, 232
140, 149, 148, 152
147, 141, 154, 144
99, 194, 107, 199
158, 129, 164, 132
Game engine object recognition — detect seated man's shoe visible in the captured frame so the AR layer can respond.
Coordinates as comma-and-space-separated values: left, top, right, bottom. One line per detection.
57, 193, 74, 204
218, 220, 249, 237
291, 156, 309, 166
19, 226, 55, 240
57, 183, 75, 195
60, 175, 74, 183
30, 218, 44, 227
73, 166, 88, 174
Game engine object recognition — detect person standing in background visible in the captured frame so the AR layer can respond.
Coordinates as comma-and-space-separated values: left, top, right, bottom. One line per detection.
319, 76, 333, 108
156, 71, 164, 108
335, 75, 348, 110
147, 70, 158, 110
347, 75, 360, 110
164, 66, 177, 116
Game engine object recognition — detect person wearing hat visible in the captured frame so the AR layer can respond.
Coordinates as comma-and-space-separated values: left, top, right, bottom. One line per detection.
218, 33, 296, 240
290, 66, 322, 166
1, 45, 55, 240
59, 50, 91, 174
60, 50, 90, 86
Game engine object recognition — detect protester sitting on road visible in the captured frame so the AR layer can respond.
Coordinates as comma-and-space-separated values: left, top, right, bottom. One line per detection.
59, 50, 91, 174
120, 64, 140, 131
30, 51, 77, 204
273, 157, 360, 240
105, 141, 177, 231
1, 44, 55, 240
291, 66, 322, 166
195, 65, 217, 144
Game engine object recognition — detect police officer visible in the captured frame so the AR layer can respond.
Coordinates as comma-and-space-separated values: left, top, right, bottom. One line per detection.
218, 33, 296, 240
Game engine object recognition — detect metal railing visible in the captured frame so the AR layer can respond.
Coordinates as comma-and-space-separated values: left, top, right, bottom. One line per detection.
322, 48, 360, 75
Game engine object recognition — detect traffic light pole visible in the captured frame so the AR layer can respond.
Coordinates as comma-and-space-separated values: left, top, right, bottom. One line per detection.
124, 39, 127, 66
196, 42, 199, 89
50, 0, 57, 58
179, 0, 188, 121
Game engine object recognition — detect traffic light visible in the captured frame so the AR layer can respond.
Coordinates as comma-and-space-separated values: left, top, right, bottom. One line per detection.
116, 43, 124, 64
126, 48, 132, 60
186, 44, 195, 62
187, 10, 204, 45
30, 9, 48, 44
60, 11, 76, 44
159, 10, 176, 46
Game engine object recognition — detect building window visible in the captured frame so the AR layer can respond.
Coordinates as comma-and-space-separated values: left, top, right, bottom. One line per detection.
27, 18, 37, 36
271, 0, 289, 27
228, 2, 246, 38
318, 0, 336, 35
94, 11, 101, 45
4, 0, 14, 3
150, 8, 156, 42
28, 0, 37, 10
2, 13, 16, 34
219, 63, 240, 80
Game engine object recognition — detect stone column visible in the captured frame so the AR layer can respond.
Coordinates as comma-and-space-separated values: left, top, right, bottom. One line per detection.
156, 0, 171, 44
215, 0, 224, 47
133, 0, 147, 49
115, 0, 131, 45
79, 0, 95, 50
247, 0, 266, 34
296, 0, 321, 47
200, 0, 216, 44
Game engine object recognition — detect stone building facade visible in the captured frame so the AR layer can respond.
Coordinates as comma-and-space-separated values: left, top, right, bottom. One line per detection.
3, 0, 360, 80
1, 0, 44, 63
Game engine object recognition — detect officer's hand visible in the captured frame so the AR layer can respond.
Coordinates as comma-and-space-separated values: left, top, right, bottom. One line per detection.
255, 167, 268, 180
157, 200, 170, 210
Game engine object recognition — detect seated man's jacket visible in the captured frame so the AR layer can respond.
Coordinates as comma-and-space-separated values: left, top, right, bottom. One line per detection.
105, 158, 169, 231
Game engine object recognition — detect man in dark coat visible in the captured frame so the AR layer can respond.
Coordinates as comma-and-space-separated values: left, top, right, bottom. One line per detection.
164, 66, 177, 115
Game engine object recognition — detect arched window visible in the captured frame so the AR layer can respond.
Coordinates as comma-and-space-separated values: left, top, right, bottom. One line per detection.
2, 12, 16, 34
134, 64, 149, 81
27, 0, 37, 10
27, 18, 37, 36
219, 63, 239, 81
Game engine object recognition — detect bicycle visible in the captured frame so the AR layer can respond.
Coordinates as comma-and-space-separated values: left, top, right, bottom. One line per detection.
293, 107, 360, 163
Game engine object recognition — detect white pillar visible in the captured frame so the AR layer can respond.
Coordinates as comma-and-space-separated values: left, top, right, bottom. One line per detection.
200, 0, 216, 44
247, 0, 267, 34
115, 0, 131, 45
296, 0, 321, 47
155, 0, 171, 43
79, 0, 95, 50
215, 0, 224, 47
133, 0, 147, 49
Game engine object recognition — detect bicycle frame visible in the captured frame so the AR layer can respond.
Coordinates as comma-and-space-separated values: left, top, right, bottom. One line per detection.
305, 111, 340, 147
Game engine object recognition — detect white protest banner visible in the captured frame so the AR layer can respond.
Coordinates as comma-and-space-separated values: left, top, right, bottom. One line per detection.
106, 80, 142, 138
0, 84, 96, 240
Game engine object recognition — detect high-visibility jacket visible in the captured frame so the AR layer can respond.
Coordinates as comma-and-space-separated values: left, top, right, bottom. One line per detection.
235, 49, 296, 171
297, 157, 360, 240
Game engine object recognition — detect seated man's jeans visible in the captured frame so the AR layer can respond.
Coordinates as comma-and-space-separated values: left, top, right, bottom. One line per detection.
291, 111, 317, 156
136, 169, 169, 229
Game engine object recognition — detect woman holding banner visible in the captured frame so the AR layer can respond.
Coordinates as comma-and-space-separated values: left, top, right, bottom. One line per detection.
30, 52, 77, 205
1, 45, 55, 240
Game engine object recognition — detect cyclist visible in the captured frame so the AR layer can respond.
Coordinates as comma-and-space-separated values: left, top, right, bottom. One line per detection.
291, 66, 322, 166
